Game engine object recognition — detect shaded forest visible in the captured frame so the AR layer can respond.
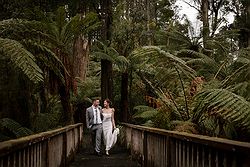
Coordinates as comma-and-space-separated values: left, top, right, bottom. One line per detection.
0, 0, 250, 142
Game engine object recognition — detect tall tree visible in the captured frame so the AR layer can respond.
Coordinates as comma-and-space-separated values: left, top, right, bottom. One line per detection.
201, 0, 209, 48
101, 0, 113, 101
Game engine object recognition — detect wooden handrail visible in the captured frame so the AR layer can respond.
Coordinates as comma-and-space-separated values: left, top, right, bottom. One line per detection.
121, 123, 250, 152
121, 123, 250, 167
0, 123, 83, 167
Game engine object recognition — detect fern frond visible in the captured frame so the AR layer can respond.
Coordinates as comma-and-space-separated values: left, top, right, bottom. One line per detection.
193, 89, 250, 131
133, 110, 158, 119
92, 41, 129, 71
0, 118, 33, 138
133, 105, 156, 115
23, 40, 67, 83
141, 120, 154, 127
0, 38, 43, 83
131, 46, 196, 77
62, 12, 100, 45
176, 49, 209, 59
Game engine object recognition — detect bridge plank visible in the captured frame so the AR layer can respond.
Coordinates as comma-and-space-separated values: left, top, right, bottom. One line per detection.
70, 132, 140, 167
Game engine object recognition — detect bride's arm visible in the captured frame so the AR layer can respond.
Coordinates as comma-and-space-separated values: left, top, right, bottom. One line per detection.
111, 108, 116, 129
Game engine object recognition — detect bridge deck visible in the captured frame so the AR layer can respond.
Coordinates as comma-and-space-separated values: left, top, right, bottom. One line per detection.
70, 133, 140, 167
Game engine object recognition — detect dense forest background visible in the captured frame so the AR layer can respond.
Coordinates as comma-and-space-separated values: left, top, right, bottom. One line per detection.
0, 0, 249, 142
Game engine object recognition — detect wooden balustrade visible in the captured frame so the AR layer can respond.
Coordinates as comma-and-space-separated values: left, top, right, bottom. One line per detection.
121, 123, 250, 167
0, 123, 83, 167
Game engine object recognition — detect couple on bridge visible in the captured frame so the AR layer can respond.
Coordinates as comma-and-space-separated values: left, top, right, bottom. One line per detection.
86, 98, 119, 156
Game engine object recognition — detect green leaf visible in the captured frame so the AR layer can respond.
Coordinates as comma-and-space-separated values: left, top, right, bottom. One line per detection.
0, 38, 43, 83
193, 89, 250, 131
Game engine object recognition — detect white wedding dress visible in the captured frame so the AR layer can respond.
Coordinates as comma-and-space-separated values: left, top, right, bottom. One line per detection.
102, 112, 119, 151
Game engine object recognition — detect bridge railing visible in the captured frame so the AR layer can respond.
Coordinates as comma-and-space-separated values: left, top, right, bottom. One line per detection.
0, 123, 83, 167
121, 123, 250, 167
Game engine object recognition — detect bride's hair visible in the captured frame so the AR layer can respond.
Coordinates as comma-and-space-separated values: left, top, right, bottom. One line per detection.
104, 98, 112, 106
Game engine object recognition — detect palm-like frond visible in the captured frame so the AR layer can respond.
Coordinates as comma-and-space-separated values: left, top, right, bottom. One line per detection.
222, 47, 250, 100
0, 38, 43, 83
130, 46, 196, 78
133, 110, 158, 119
0, 118, 33, 138
60, 12, 100, 47
31, 95, 63, 132
155, 89, 182, 120
92, 40, 129, 71
132, 105, 158, 125
23, 40, 67, 83
155, 26, 201, 51
177, 49, 227, 79
193, 89, 250, 131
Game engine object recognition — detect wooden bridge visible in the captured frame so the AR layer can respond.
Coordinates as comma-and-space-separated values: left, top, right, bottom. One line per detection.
0, 123, 250, 167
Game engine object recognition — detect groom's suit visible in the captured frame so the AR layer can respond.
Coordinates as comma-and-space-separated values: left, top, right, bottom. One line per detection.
86, 105, 103, 153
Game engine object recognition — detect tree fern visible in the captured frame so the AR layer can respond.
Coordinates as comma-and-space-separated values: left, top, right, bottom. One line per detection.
31, 95, 63, 132
0, 118, 33, 139
130, 46, 196, 79
177, 49, 227, 79
132, 107, 158, 119
193, 89, 250, 131
0, 38, 43, 83
23, 40, 67, 83
132, 105, 158, 126
92, 40, 129, 72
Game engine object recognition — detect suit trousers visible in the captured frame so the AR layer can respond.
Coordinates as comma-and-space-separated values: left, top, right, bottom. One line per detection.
91, 124, 102, 153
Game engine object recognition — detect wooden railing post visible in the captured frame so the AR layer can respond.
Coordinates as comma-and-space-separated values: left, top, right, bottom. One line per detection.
143, 131, 147, 167
166, 136, 171, 167
46, 139, 50, 167
0, 123, 83, 167
121, 123, 250, 167
62, 131, 67, 167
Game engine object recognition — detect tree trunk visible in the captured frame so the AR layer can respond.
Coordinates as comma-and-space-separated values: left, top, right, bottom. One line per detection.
201, 0, 209, 48
101, 60, 113, 100
56, 49, 74, 125
247, 2, 250, 47
101, 0, 113, 101
146, 0, 152, 45
59, 83, 73, 125
73, 35, 90, 93
120, 72, 129, 122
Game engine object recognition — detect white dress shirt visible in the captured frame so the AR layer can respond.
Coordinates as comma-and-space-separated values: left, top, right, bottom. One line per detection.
92, 105, 102, 124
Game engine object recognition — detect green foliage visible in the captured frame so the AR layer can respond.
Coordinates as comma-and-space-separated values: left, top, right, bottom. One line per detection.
31, 95, 63, 132
0, 38, 43, 83
132, 105, 158, 125
131, 46, 195, 75
193, 89, 250, 131
223, 47, 250, 100
133, 105, 158, 119
170, 120, 198, 134
72, 76, 100, 104
153, 109, 171, 130
92, 40, 129, 72
0, 118, 33, 141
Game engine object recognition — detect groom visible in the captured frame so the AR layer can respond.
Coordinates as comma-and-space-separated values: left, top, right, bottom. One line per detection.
86, 98, 103, 156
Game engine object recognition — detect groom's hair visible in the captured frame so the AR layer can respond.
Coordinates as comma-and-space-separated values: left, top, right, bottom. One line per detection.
92, 98, 100, 103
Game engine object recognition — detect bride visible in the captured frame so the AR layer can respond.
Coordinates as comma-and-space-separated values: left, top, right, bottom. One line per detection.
102, 99, 119, 155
